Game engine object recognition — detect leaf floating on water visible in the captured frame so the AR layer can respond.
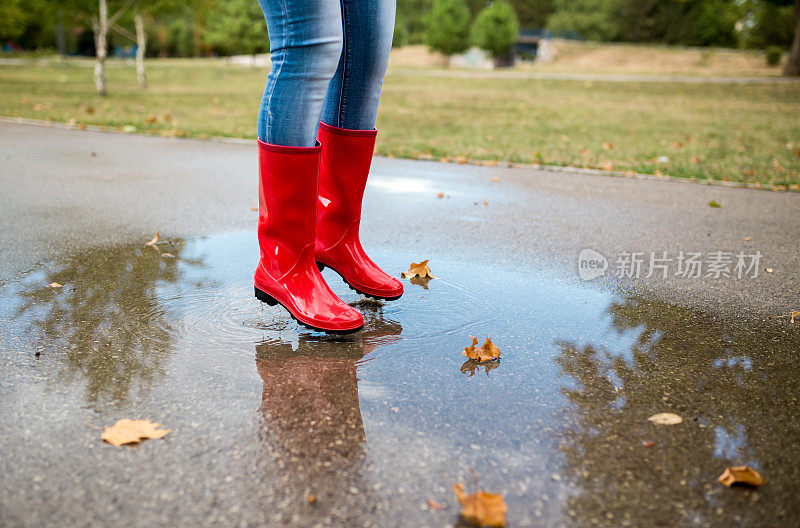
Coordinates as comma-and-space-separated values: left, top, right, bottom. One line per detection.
101, 419, 170, 446
145, 233, 160, 246
401, 260, 436, 279
48, 282, 63, 288
462, 336, 501, 363
718, 466, 764, 487
647, 412, 683, 425
453, 482, 507, 528
161, 253, 176, 258
426, 498, 445, 511
436, 192, 445, 199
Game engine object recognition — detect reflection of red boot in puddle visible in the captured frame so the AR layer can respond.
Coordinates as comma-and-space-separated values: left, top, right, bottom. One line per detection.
254, 313, 400, 519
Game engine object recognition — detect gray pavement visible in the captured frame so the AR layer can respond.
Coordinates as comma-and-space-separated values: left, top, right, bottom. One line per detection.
1, 121, 799, 528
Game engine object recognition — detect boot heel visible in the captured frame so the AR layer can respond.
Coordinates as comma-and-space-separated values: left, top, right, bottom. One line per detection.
254, 286, 278, 306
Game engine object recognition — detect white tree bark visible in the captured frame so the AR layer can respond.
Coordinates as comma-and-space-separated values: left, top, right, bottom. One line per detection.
93, 0, 108, 96
134, 12, 147, 88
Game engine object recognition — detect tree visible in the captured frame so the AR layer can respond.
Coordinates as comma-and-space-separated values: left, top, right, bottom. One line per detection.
425, 0, 471, 67
471, 0, 519, 66
0, 0, 29, 40
781, 0, 800, 76
203, 0, 267, 57
546, 0, 621, 41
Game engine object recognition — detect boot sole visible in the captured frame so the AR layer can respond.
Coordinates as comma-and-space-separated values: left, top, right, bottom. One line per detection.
316, 262, 403, 302
254, 286, 363, 335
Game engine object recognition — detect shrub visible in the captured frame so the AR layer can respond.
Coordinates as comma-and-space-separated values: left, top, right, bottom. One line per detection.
766, 46, 783, 67
471, 0, 519, 64
424, 0, 471, 62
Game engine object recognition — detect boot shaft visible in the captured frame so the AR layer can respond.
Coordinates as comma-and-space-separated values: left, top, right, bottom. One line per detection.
316, 122, 377, 238
257, 140, 321, 276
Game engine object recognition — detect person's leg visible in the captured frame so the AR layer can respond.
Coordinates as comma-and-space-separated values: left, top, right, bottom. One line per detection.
254, 0, 364, 333
313, 0, 402, 301
257, 0, 344, 146
320, 0, 396, 129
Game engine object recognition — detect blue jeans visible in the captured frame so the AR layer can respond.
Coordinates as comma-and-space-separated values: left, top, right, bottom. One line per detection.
257, 0, 396, 146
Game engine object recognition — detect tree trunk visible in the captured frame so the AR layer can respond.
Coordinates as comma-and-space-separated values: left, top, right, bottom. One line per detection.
784, 0, 800, 77
94, 0, 108, 95
135, 12, 147, 88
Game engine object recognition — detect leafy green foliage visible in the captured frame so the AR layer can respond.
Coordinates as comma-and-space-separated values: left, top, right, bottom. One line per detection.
471, 0, 519, 59
425, 0, 471, 57
203, 0, 267, 56
546, 0, 621, 41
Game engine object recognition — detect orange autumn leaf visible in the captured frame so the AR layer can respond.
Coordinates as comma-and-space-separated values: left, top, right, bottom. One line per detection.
718, 466, 764, 487
145, 232, 160, 246
453, 482, 507, 528
463, 336, 501, 363
402, 260, 435, 279
102, 419, 170, 447
48, 282, 63, 288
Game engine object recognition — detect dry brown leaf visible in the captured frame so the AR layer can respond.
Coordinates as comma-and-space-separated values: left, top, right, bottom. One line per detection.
145, 233, 160, 246
48, 282, 63, 288
250, 206, 258, 211
463, 336, 501, 363
599, 160, 614, 171
453, 482, 506, 528
491, 176, 500, 182
161, 253, 175, 258
307, 494, 317, 504
426, 498, 445, 511
647, 412, 683, 425
145, 115, 158, 124
772, 310, 800, 323
483, 199, 489, 206
401, 260, 435, 279
603, 142, 614, 150
101, 419, 170, 446
765, 268, 773, 273
718, 466, 764, 487
436, 192, 445, 199
642, 441, 655, 447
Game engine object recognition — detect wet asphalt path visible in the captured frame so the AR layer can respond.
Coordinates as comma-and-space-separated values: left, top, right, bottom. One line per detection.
1, 121, 799, 528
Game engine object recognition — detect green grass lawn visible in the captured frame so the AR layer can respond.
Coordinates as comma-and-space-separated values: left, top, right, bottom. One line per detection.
1, 57, 799, 186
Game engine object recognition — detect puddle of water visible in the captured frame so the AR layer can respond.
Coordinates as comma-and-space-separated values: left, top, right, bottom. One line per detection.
1, 231, 799, 527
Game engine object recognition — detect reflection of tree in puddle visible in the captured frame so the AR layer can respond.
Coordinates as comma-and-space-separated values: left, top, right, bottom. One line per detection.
12, 241, 202, 406
255, 305, 401, 524
556, 297, 800, 526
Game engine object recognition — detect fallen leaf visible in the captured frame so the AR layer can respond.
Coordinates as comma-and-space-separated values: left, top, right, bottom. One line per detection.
772, 310, 800, 323
101, 419, 170, 446
491, 176, 499, 182
48, 282, 63, 288
670, 141, 684, 149
145, 233, 160, 246
642, 441, 655, 447
307, 494, 317, 504
765, 268, 773, 273
741, 237, 752, 242
708, 201, 721, 208
161, 253, 175, 258
426, 498, 445, 511
603, 141, 614, 150
463, 336, 501, 363
647, 412, 683, 425
144, 115, 158, 124
599, 160, 613, 171
401, 260, 435, 279
455, 157, 468, 165
436, 192, 445, 199
718, 466, 764, 487
250, 206, 258, 211
483, 199, 489, 206
690, 155, 701, 164
453, 482, 506, 528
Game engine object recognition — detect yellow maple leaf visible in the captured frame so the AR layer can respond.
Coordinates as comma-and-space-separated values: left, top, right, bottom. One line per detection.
401, 259, 435, 279
718, 466, 764, 487
463, 336, 501, 363
102, 419, 170, 446
453, 482, 507, 528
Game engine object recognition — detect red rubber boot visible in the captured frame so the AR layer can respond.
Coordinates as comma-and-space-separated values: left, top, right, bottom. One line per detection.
254, 139, 364, 334
314, 122, 404, 301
